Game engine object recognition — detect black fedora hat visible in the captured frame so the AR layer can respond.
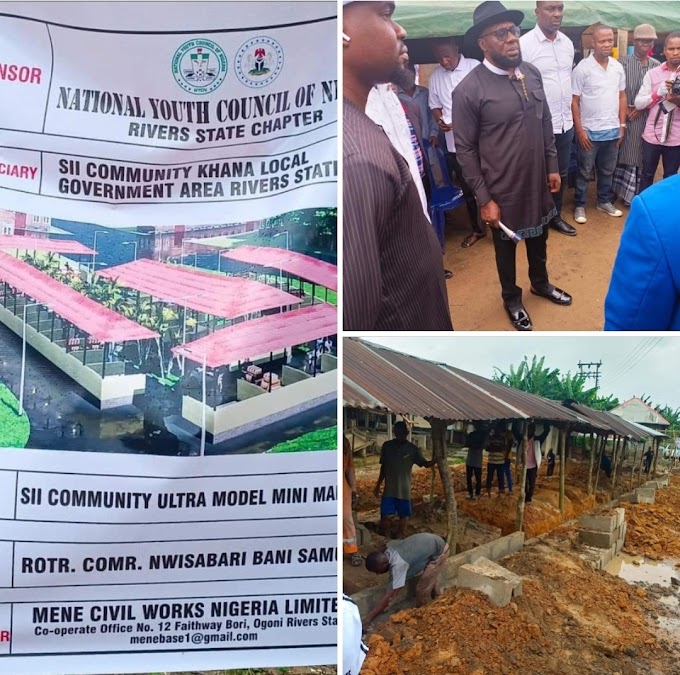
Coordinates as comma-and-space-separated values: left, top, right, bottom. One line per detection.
465, 1, 524, 47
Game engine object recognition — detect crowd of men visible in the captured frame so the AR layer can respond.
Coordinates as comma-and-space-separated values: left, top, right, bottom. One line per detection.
343, 0, 680, 331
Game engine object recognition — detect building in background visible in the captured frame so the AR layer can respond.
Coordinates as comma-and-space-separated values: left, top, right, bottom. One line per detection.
0, 210, 53, 237
610, 397, 671, 432
136, 222, 258, 261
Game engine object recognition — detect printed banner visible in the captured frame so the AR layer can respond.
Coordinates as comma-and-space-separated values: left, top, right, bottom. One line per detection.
0, 2, 337, 226
0, 448, 337, 673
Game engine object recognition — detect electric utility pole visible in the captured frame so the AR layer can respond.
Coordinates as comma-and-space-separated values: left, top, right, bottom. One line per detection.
578, 361, 602, 390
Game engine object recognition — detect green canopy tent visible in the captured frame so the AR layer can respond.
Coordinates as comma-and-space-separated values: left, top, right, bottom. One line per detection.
393, 1, 680, 63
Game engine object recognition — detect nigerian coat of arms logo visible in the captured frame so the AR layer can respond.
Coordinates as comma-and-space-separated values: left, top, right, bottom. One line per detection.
234, 36, 284, 88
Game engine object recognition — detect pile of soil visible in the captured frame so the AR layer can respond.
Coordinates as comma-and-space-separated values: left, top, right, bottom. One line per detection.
356, 459, 598, 540
360, 542, 680, 675
624, 476, 680, 562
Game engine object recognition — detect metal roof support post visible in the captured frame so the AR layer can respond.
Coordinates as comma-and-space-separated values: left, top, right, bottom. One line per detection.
515, 420, 530, 533
652, 437, 661, 479
430, 417, 456, 554
587, 432, 596, 496
559, 426, 569, 514
268, 352, 273, 392
594, 433, 608, 494
637, 441, 646, 487
155, 338, 165, 380
82, 335, 88, 365
629, 441, 638, 490
613, 437, 628, 489
102, 343, 108, 379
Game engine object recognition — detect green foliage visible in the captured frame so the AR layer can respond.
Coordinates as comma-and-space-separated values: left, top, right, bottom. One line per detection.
0, 383, 31, 448
269, 426, 337, 453
492, 355, 620, 410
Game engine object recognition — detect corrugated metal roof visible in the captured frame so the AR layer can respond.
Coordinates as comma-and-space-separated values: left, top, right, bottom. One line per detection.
622, 419, 668, 439
343, 339, 609, 430
561, 403, 648, 442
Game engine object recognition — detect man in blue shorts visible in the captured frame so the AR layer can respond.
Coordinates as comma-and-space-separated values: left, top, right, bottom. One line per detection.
374, 421, 436, 538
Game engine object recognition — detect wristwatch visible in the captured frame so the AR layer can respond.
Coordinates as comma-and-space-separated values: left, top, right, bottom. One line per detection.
620, 124, 627, 128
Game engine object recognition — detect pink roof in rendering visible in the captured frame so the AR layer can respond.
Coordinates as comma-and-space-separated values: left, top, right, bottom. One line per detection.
172, 304, 337, 369
0, 252, 158, 342
221, 246, 338, 292
98, 259, 301, 319
0, 235, 95, 255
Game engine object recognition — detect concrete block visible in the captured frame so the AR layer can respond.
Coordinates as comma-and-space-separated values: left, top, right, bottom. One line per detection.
657, 475, 669, 487
490, 537, 510, 560
356, 523, 372, 547
579, 513, 617, 533
621, 520, 627, 543
506, 531, 525, 556
444, 551, 473, 579
598, 544, 615, 570
456, 557, 523, 608
614, 508, 625, 528
579, 528, 616, 549
633, 488, 655, 504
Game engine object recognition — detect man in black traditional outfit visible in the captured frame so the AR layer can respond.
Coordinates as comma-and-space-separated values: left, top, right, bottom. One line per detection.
453, 1, 572, 331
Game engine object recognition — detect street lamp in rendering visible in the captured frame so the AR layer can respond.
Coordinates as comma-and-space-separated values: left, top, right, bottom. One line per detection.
122, 240, 138, 261
92, 230, 111, 275
273, 230, 290, 251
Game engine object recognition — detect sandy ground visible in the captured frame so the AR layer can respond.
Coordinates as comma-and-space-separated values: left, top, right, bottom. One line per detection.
443, 186, 630, 331
357, 475, 680, 675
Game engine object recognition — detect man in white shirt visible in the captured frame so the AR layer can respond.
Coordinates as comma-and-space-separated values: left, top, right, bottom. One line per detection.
366, 83, 429, 218
343, 594, 368, 674
428, 38, 484, 248
520, 1, 577, 236
571, 25, 627, 224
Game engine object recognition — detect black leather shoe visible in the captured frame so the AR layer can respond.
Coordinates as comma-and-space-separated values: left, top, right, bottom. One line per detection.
550, 217, 577, 236
504, 304, 533, 331
530, 286, 573, 305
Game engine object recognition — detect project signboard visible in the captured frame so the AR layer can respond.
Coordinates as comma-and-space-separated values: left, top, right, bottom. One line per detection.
0, 2, 338, 672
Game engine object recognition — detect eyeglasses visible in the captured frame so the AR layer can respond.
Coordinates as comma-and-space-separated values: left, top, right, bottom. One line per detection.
480, 25, 521, 41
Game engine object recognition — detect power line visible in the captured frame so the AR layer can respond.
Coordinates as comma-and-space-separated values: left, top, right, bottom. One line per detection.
607, 338, 664, 388
605, 338, 653, 383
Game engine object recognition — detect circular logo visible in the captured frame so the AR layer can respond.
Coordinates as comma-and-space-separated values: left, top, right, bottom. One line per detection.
234, 36, 284, 88
172, 39, 227, 95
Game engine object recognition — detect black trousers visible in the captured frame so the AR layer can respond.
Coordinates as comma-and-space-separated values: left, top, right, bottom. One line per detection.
445, 152, 483, 234
547, 462, 555, 477
640, 140, 680, 194
486, 463, 505, 492
466, 465, 482, 496
553, 127, 575, 216
491, 227, 550, 311
525, 467, 538, 502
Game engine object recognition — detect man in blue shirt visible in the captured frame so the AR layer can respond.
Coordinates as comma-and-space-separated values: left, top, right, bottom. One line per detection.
605, 174, 680, 330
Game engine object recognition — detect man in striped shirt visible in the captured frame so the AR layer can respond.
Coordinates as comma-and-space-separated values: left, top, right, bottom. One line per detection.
343, 0, 453, 330
613, 24, 660, 205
